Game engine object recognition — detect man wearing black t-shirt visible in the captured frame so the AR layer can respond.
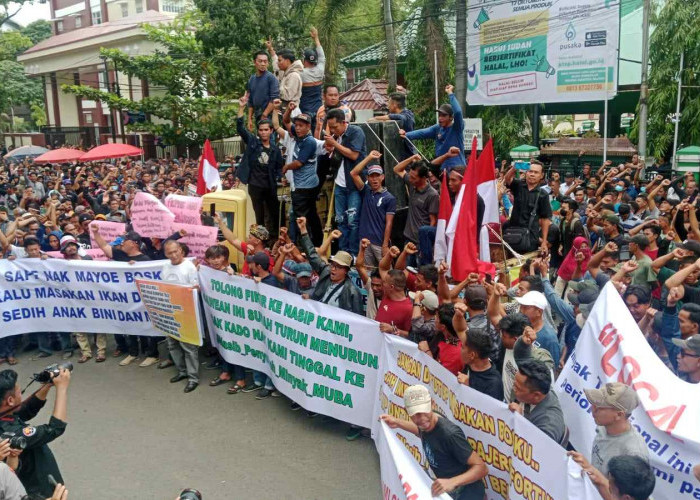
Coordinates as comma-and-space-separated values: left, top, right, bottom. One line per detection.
381, 385, 488, 499
503, 160, 551, 254
458, 329, 504, 401
91, 227, 161, 367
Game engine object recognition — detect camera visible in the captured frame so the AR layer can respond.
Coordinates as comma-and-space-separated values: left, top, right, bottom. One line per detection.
1, 431, 27, 450
33, 362, 73, 384
179, 489, 202, 500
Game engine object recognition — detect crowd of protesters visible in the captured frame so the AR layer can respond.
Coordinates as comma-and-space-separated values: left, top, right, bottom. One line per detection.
2, 37, 698, 500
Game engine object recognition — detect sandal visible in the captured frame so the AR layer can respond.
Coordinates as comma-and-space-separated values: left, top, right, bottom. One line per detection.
78, 355, 93, 363
7, 358, 17, 366
227, 384, 245, 394
209, 376, 231, 387
95, 355, 106, 363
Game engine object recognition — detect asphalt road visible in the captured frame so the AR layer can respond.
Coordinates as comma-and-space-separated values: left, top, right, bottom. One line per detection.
9, 339, 380, 500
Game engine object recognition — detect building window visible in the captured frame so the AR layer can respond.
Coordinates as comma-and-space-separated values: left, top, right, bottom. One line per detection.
135, 0, 143, 13
162, 0, 185, 13
83, 112, 93, 124
57, 20, 64, 32
92, 9, 102, 25
120, 3, 128, 17
74, 16, 82, 28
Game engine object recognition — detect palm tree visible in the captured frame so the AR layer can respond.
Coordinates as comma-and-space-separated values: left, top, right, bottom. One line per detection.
317, 0, 360, 84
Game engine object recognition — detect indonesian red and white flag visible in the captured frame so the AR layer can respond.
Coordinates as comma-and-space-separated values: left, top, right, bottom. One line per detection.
197, 139, 220, 195
433, 171, 453, 264
447, 136, 479, 280
476, 139, 499, 262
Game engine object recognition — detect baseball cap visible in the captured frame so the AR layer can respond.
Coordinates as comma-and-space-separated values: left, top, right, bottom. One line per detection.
464, 285, 488, 309
303, 48, 317, 63
122, 231, 141, 242
568, 279, 599, 293
403, 385, 432, 417
672, 335, 700, 356
293, 114, 312, 124
330, 251, 353, 268
603, 214, 621, 226
568, 287, 599, 306
295, 262, 313, 278
515, 291, 548, 310
246, 251, 271, 268
419, 290, 439, 311
629, 234, 649, 247
367, 165, 384, 176
436, 103, 454, 116
677, 240, 700, 256
59, 235, 79, 252
94, 214, 107, 221
78, 213, 92, 223
584, 382, 639, 414
109, 236, 124, 247
249, 224, 270, 241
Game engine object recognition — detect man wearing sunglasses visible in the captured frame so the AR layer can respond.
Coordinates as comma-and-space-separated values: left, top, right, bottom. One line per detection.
673, 335, 700, 383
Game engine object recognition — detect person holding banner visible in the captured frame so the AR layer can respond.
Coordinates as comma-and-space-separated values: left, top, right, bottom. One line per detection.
672, 334, 700, 382
161, 240, 200, 393
380, 385, 488, 499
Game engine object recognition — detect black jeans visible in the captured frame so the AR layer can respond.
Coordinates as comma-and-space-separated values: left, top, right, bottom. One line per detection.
116, 335, 159, 357
248, 184, 280, 238
292, 187, 322, 246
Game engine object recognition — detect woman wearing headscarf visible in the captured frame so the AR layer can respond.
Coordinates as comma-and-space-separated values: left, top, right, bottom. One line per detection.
555, 236, 591, 297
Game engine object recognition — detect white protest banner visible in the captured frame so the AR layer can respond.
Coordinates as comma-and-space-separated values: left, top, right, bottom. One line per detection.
375, 336, 595, 500
165, 194, 203, 225
172, 223, 218, 259
89, 220, 126, 248
467, 0, 619, 105
555, 283, 700, 500
131, 192, 175, 239
198, 266, 383, 428
46, 249, 109, 261
463, 118, 483, 150
0, 259, 163, 337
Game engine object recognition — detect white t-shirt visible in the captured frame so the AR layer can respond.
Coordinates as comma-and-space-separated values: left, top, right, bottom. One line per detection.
161, 259, 198, 286
502, 348, 517, 403
0, 462, 27, 500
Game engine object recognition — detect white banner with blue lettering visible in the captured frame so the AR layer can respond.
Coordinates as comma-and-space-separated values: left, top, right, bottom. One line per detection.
0, 260, 164, 336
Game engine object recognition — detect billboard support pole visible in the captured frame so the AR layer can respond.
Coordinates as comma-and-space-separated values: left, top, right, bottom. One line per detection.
603, 93, 608, 163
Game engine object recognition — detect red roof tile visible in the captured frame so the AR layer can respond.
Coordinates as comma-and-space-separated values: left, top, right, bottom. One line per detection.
340, 79, 407, 111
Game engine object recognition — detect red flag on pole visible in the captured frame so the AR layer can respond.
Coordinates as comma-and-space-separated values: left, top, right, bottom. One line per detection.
433, 171, 453, 263
476, 139, 498, 262
197, 139, 220, 195
450, 136, 479, 281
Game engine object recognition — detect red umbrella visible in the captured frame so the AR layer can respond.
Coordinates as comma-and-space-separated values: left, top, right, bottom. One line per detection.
33, 148, 85, 164
80, 143, 143, 162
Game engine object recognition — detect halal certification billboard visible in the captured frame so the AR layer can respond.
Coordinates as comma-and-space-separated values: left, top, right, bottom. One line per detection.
467, 0, 620, 105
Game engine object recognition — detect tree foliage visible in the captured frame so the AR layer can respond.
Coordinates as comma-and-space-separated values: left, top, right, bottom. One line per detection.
478, 105, 532, 159
630, 0, 700, 159
0, 0, 31, 30
0, 31, 33, 61
62, 15, 238, 146
0, 60, 43, 109
21, 20, 53, 45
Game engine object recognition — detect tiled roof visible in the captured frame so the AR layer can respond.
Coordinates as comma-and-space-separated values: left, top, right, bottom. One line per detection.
540, 137, 637, 156
22, 11, 173, 55
340, 79, 389, 110
341, 8, 456, 68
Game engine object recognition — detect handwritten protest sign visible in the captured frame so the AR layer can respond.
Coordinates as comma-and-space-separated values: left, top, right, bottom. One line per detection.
172, 223, 218, 259
165, 194, 203, 225
89, 220, 126, 248
131, 192, 175, 239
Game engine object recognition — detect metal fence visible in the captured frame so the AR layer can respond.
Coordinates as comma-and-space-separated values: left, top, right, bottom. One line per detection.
41, 126, 111, 149
154, 138, 243, 160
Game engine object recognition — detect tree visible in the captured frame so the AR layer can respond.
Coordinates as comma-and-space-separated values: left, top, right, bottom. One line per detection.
478, 105, 532, 159
0, 59, 44, 112
630, 0, 699, 159
0, 0, 31, 30
62, 15, 238, 148
0, 31, 33, 61
22, 20, 53, 45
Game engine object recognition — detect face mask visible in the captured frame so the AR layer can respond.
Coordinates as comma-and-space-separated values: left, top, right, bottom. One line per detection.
560, 209, 568, 217
640, 187, 646, 193
615, 185, 624, 192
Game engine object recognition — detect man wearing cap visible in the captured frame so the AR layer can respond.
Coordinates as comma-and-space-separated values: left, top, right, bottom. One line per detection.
215, 216, 274, 277
512, 291, 560, 364
381, 385, 489, 499
569, 383, 649, 476
299, 27, 325, 117
672, 335, 700, 382
273, 243, 316, 297
297, 216, 363, 315
281, 105, 323, 246
352, 153, 396, 266
409, 290, 439, 344
661, 286, 700, 372
76, 213, 93, 249
236, 95, 283, 240
400, 85, 465, 170
324, 107, 367, 255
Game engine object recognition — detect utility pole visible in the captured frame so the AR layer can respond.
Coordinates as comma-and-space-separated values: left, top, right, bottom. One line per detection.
637, 0, 651, 163
455, 0, 467, 112
672, 51, 684, 170
383, 0, 397, 91
101, 55, 116, 143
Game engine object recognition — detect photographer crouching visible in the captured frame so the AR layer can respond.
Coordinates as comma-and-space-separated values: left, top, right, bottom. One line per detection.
0, 365, 71, 498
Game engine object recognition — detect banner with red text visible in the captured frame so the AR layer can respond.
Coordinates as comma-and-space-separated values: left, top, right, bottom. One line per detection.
555, 283, 700, 500
374, 336, 598, 500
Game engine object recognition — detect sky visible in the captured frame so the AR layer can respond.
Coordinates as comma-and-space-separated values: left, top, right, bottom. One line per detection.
7, 2, 51, 27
